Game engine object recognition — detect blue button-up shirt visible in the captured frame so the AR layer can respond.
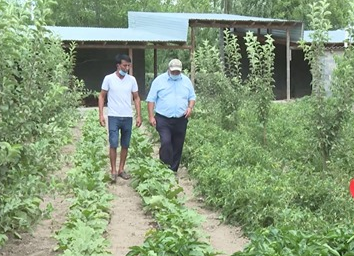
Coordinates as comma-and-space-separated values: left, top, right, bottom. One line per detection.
146, 72, 196, 118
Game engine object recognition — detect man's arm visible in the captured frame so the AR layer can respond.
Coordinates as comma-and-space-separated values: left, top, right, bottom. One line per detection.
188, 100, 195, 110
147, 101, 156, 127
98, 90, 107, 126
132, 91, 142, 127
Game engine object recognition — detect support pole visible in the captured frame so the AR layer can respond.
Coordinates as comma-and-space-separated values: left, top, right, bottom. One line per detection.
286, 29, 291, 100
129, 48, 133, 76
190, 26, 196, 86
154, 48, 157, 78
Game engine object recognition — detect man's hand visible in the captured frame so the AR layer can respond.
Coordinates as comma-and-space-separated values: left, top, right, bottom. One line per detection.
136, 116, 142, 127
99, 115, 106, 127
184, 107, 193, 118
149, 116, 156, 127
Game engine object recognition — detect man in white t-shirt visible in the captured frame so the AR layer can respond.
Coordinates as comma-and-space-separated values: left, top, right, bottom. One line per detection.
98, 54, 142, 182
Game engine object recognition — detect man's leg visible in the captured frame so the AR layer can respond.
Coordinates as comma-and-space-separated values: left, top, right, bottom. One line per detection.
118, 117, 132, 180
171, 118, 188, 171
108, 116, 119, 177
109, 147, 117, 175
118, 147, 128, 173
155, 115, 173, 169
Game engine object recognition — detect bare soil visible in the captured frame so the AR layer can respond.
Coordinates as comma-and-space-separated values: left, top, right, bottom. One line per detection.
0, 125, 81, 256
0, 113, 248, 256
105, 165, 248, 256
177, 167, 248, 255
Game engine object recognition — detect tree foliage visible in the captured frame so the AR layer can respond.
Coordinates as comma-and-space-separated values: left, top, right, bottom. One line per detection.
218, 0, 350, 29
299, 0, 354, 171
49, 0, 212, 27
46, 0, 351, 30
244, 32, 275, 144
0, 0, 85, 246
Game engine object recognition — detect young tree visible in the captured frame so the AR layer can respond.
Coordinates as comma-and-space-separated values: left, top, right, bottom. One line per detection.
299, 0, 354, 170
0, 0, 85, 245
244, 32, 275, 144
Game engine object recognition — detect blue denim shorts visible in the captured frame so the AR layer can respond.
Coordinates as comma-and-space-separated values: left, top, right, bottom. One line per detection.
108, 116, 133, 148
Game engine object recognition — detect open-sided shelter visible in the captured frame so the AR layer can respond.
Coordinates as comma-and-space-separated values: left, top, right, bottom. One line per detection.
46, 11, 306, 103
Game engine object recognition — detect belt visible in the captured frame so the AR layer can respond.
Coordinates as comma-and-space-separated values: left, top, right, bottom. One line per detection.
155, 112, 184, 119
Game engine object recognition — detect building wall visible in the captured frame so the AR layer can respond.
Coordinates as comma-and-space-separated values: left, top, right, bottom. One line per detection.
321, 49, 344, 96
74, 48, 146, 106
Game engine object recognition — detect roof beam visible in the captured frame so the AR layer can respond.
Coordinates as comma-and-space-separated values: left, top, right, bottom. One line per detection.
63, 42, 192, 50
189, 20, 301, 30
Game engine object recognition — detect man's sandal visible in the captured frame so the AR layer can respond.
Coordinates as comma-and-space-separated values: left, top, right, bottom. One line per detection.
118, 171, 131, 180
111, 172, 118, 183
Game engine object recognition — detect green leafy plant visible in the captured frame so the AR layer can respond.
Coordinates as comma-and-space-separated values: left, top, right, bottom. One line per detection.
0, 0, 85, 247
183, 96, 354, 254
126, 127, 219, 255
54, 111, 113, 255
244, 32, 275, 144
298, 0, 349, 170
195, 35, 244, 130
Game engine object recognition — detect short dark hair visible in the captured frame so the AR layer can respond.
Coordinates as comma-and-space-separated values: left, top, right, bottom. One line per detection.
115, 54, 131, 65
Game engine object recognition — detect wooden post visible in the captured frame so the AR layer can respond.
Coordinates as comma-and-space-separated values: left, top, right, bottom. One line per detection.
129, 48, 133, 76
154, 48, 157, 78
286, 28, 291, 100
190, 26, 196, 86
219, 28, 225, 66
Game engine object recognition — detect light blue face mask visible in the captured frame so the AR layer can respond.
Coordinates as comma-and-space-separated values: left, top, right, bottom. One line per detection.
119, 70, 127, 76
170, 74, 181, 81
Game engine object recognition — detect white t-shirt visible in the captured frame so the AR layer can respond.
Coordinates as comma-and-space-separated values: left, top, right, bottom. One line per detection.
101, 72, 138, 117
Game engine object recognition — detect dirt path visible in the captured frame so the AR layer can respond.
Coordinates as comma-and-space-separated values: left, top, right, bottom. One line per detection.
105, 150, 248, 256
0, 110, 248, 256
106, 179, 154, 255
177, 167, 248, 255
105, 164, 248, 256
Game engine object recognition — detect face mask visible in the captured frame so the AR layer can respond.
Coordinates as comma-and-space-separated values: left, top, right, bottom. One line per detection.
170, 74, 181, 81
119, 70, 127, 76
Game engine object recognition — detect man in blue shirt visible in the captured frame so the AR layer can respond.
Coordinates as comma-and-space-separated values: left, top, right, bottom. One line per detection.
146, 59, 196, 172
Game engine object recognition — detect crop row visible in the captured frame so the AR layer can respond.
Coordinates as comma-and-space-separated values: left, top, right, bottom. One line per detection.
126, 128, 220, 256
54, 111, 113, 256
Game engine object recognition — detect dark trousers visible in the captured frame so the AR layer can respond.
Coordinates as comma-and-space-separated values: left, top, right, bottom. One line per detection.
155, 113, 188, 171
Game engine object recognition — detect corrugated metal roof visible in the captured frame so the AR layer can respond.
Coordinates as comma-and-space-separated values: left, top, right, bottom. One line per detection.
44, 26, 186, 42
303, 30, 347, 43
42, 12, 304, 44
128, 11, 303, 42
128, 13, 189, 42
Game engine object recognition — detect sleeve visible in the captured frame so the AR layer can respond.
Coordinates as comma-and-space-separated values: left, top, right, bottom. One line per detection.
101, 75, 109, 91
146, 79, 159, 103
187, 79, 196, 101
131, 76, 139, 92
